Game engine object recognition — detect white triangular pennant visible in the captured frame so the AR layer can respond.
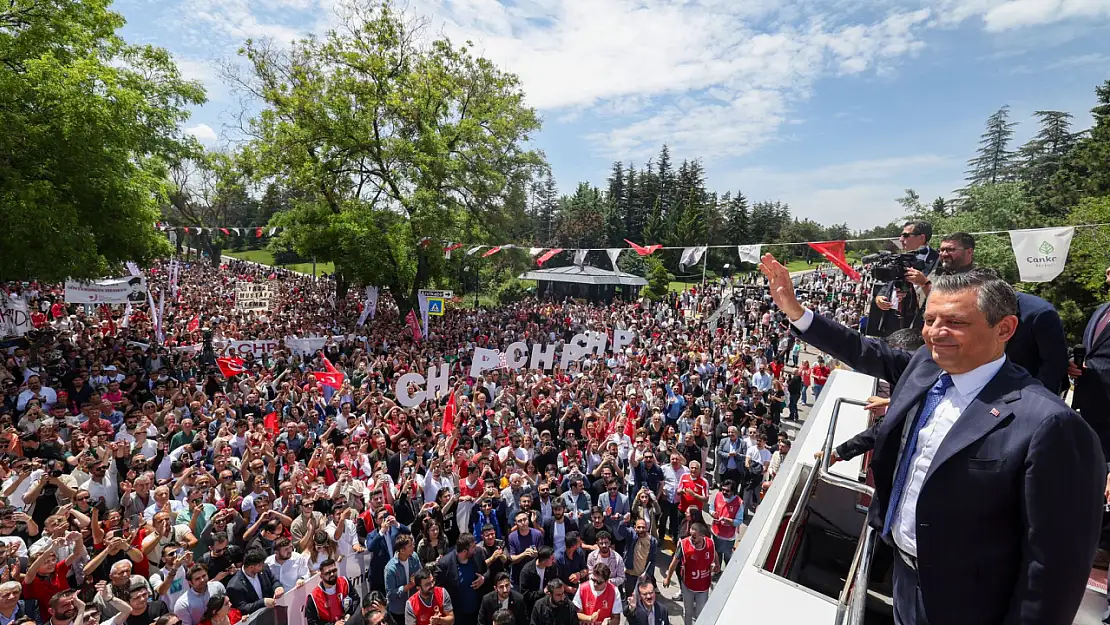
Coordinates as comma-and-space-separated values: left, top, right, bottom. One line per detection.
573, 249, 587, 266
737, 244, 762, 265
606, 248, 622, 274
467, 246, 484, 256
530, 247, 545, 256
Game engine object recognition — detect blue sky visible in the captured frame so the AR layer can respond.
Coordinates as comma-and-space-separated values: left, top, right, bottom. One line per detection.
114, 0, 1110, 230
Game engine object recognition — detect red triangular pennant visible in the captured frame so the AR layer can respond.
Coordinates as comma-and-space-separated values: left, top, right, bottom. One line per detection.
807, 241, 861, 281
536, 248, 563, 266
482, 246, 503, 258
256, 227, 264, 238
624, 239, 662, 256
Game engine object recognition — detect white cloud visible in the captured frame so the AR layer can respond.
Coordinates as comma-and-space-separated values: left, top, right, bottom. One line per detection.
185, 123, 219, 146
928, 0, 1110, 31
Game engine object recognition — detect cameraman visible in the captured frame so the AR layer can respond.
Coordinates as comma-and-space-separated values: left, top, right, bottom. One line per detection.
869, 221, 940, 336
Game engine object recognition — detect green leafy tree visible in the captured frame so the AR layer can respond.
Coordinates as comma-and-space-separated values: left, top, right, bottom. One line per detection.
642, 256, 671, 300
554, 183, 606, 249
1032, 196, 1110, 342
233, 1, 543, 306
934, 183, 1041, 283
0, 0, 203, 280
166, 151, 255, 264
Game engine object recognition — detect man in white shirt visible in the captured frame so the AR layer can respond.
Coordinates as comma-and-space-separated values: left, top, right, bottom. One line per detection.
265, 537, 310, 590
659, 453, 688, 543
15, 375, 57, 412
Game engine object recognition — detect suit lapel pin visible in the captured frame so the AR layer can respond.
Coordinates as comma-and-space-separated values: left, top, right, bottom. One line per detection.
990, 408, 1000, 417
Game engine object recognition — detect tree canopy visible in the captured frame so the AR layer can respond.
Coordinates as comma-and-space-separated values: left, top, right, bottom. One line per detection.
0, 0, 204, 281
230, 1, 543, 306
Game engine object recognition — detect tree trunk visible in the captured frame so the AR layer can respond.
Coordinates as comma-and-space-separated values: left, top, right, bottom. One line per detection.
406, 248, 430, 313
334, 267, 350, 301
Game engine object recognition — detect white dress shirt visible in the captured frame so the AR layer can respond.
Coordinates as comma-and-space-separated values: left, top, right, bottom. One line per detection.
791, 308, 1006, 557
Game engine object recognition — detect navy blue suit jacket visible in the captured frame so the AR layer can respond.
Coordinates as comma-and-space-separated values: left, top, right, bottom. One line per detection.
1007, 293, 1068, 394
1073, 302, 1110, 456
798, 313, 1105, 625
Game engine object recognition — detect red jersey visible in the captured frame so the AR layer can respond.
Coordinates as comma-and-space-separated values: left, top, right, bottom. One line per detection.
813, 365, 830, 385
677, 474, 708, 513
577, 581, 617, 619
23, 561, 70, 614
679, 537, 715, 593
408, 587, 446, 625
311, 577, 349, 623
711, 492, 743, 540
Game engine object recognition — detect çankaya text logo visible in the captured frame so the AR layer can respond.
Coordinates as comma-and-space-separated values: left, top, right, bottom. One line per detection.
1026, 240, 1059, 264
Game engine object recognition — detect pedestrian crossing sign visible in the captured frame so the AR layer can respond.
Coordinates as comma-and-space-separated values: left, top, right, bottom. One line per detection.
428, 297, 445, 316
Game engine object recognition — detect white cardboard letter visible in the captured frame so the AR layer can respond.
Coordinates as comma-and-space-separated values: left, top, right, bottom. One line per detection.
395, 372, 426, 407
469, 347, 499, 379
425, 364, 450, 402
612, 329, 635, 353
506, 342, 529, 370
529, 343, 558, 371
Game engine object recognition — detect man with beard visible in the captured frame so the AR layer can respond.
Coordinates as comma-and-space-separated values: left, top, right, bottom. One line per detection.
405, 567, 454, 625
528, 580, 578, 625
307, 558, 360, 625
572, 563, 619, 625
478, 573, 526, 625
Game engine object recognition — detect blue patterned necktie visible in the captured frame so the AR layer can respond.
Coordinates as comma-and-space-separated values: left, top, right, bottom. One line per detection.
883, 373, 954, 541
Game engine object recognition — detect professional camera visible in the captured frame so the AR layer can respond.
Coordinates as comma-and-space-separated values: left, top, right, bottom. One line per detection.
861, 248, 928, 282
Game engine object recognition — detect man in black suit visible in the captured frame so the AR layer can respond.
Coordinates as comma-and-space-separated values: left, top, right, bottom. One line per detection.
225, 549, 284, 614
478, 573, 527, 625
541, 502, 578, 557
761, 253, 1105, 625
519, 547, 559, 618
622, 578, 668, 625
925, 233, 1068, 393
1071, 263, 1110, 459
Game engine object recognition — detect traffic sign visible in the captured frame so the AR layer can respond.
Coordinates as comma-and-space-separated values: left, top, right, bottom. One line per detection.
427, 298, 445, 316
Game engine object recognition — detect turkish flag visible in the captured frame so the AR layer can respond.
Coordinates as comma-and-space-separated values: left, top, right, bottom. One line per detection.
312, 370, 344, 390
219, 228, 230, 236
216, 357, 246, 378
442, 391, 457, 436
624, 239, 662, 256
807, 241, 861, 281
263, 411, 280, 435
256, 227, 263, 238
186, 315, 200, 333
624, 402, 639, 438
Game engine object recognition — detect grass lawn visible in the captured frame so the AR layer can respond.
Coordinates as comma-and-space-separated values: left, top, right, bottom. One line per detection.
224, 249, 335, 277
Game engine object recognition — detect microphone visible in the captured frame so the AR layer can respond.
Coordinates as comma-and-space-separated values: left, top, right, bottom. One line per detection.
1073, 344, 1087, 368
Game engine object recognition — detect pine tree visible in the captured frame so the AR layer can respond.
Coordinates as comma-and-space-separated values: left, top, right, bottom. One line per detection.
1018, 110, 1078, 217
642, 197, 666, 245
656, 145, 673, 221
534, 171, 558, 244
623, 164, 641, 242
964, 105, 1018, 191
725, 191, 750, 244
1048, 80, 1110, 209
931, 197, 949, 217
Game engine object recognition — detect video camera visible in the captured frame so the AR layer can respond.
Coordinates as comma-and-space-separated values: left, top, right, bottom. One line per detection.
861, 248, 928, 283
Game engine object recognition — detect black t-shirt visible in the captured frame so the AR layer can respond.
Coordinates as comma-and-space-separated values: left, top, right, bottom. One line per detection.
198, 545, 244, 579
127, 600, 169, 625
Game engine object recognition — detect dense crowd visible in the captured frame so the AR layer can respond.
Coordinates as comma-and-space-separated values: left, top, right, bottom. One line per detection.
0, 253, 871, 625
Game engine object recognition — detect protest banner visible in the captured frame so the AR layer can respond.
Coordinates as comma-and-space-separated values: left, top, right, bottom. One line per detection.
64, 277, 147, 304
236, 282, 274, 311
221, 339, 280, 358
285, 337, 327, 356
0, 295, 30, 337
274, 571, 320, 625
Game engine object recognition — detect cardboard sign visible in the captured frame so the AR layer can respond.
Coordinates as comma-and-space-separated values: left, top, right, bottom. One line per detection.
236, 282, 274, 311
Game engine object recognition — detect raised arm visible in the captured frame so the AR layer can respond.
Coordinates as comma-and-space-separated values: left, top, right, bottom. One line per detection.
759, 253, 914, 384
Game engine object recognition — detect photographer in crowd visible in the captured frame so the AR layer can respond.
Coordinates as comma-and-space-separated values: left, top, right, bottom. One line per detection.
867, 220, 940, 337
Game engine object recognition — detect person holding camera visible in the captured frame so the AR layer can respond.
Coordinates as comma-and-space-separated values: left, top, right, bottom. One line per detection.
868, 221, 940, 336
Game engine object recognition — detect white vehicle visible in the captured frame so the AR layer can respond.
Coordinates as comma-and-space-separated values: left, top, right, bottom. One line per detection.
699, 369, 1106, 625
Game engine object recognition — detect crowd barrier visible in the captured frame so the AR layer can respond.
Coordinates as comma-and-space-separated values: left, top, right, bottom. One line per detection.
240, 552, 375, 625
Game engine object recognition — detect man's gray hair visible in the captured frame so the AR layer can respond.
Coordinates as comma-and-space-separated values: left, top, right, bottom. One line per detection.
931, 267, 1017, 326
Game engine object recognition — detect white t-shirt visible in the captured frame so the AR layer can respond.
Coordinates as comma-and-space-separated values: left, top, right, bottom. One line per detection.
2, 470, 44, 512
326, 518, 360, 557
573, 583, 622, 615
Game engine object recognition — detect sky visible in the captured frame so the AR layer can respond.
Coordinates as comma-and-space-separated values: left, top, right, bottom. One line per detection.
113, 0, 1110, 231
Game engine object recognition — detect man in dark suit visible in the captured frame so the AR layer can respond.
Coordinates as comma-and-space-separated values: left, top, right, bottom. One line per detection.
1071, 263, 1110, 459
478, 573, 527, 625
622, 578, 668, 625
519, 547, 559, 617
927, 233, 1068, 393
225, 549, 284, 614
434, 534, 489, 623
761, 254, 1105, 625
540, 502, 578, 557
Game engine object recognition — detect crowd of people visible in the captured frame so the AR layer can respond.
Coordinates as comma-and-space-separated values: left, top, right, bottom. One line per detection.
0, 248, 878, 625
